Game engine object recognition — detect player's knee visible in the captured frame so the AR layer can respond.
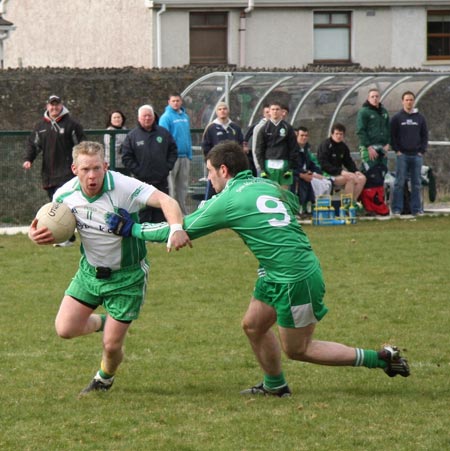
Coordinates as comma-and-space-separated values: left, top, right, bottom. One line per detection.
55, 320, 76, 339
283, 343, 308, 361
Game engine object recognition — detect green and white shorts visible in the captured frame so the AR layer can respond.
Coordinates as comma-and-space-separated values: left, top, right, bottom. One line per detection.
265, 159, 293, 185
253, 267, 328, 328
65, 258, 150, 322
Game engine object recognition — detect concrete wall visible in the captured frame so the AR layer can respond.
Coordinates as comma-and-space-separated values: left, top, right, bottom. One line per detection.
3, 2, 450, 70
4, 0, 153, 68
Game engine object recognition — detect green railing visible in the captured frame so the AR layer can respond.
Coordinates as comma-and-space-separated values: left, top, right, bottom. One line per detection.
0, 129, 206, 227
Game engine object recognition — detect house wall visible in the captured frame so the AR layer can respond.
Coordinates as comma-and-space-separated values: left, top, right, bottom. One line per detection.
3, 0, 153, 68
2, 1, 450, 70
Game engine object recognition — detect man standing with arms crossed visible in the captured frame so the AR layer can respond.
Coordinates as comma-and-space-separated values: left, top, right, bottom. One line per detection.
107, 140, 410, 397
159, 93, 193, 216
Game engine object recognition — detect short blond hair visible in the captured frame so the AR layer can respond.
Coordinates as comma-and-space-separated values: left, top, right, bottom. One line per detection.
72, 141, 105, 166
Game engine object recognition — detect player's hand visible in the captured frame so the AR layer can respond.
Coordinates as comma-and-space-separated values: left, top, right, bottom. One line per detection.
260, 172, 268, 178
106, 208, 135, 237
167, 225, 192, 252
283, 170, 292, 179
28, 218, 55, 245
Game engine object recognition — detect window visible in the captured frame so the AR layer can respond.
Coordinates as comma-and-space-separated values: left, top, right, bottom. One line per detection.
428, 11, 450, 60
314, 12, 351, 63
190, 12, 228, 65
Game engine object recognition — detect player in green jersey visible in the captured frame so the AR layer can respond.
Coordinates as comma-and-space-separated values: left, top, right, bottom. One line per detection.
107, 140, 410, 397
28, 141, 191, 396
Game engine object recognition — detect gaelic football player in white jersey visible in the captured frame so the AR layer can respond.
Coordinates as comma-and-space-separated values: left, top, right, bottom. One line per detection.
107, 140, 410, 397
28, 141, 191, 396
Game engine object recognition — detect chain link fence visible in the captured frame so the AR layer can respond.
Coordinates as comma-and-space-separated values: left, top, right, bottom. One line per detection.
0, 129, 206, 228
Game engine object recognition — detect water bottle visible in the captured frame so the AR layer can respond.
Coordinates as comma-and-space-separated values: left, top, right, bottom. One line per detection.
348, 205, 356, 224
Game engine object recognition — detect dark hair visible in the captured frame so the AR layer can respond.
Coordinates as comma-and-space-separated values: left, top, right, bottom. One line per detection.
207, 140, 249, 177
269, 100, 282, 108
168, 93, 182, 99
401, 90, 415, 100
331, 123, 346, 134
106, 110, 126, 128
295, 126, 309, 133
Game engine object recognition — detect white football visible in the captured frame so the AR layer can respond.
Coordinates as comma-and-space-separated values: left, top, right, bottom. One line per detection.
36, 202, 76, 243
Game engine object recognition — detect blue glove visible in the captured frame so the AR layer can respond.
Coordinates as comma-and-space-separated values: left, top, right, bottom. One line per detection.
106, 208, 135, 237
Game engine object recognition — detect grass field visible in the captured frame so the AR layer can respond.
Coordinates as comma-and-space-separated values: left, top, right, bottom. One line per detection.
1, 216, 449, 451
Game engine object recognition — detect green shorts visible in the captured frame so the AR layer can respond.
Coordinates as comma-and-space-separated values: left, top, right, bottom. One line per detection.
264, 161, 293, 185
253, 267, 328, 328
65, 258, 150, 322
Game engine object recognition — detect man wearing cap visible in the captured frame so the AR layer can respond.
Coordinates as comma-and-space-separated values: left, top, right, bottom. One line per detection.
23, 95, 86, 246
24, 95, 86, 199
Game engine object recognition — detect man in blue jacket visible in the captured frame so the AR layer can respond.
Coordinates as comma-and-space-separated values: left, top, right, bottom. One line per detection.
390, 91, 428, 216
159, 94, 193, 215
122, 104, 178, 223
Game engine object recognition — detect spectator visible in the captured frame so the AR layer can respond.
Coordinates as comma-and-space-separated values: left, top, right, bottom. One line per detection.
159, 93, 193, 216
244, 104, 270, 176
255, 101, 298, 190
103, 110, 129, 175
28, 141, 190, 396
292, 126, 331, 216
356, 88, 391, 163
23, 94, 86, 247
201, 101, 244, 199
317, 123, 366, 204
107, 140, 410, 398
356, 88, 391, 215
122, 105, 178, 223
390, 91, 428, 217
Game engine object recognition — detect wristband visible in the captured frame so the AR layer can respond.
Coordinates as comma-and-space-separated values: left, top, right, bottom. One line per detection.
167, 223, 184, 249
170, 224, 183, 233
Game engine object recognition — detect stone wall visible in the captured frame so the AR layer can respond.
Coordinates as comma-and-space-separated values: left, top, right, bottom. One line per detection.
0, 66, 448, 196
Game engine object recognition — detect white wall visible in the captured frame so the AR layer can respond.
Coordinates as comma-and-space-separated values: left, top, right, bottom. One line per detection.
390, 7, 426, 68
245, 9, 313, 69
3, 0, 153, 68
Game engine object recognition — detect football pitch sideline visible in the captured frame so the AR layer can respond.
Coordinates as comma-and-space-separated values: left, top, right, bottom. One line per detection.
0, 216, 449, 451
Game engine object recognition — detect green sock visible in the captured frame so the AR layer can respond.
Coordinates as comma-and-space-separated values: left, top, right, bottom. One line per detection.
96, 314, 106, 332
354, 348, 387, 369
263, 373, 287, 392
98, 368, 114, 380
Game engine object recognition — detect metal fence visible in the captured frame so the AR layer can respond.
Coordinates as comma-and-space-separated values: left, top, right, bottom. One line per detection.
0, 129, 206, 227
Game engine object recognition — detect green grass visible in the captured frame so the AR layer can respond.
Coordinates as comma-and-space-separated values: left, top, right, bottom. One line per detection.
1, 216, 450, 450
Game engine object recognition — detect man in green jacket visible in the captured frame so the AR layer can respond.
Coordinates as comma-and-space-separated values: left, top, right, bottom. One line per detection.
356, 88, 391, 165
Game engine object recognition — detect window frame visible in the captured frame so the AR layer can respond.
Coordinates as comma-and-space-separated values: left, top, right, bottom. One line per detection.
313, 11, 352, 64
427, 10, 450, 60
189, 11, 228, 66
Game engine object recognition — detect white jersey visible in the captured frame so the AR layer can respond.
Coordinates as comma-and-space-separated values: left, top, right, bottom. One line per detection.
54, 171, 156, 270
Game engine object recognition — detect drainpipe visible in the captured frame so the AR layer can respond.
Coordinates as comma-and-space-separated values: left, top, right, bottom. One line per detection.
239, 0, 254, 68
156, 3, 166, 68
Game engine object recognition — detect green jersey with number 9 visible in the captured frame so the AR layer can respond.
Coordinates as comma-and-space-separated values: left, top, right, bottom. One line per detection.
139, 170, 320, 283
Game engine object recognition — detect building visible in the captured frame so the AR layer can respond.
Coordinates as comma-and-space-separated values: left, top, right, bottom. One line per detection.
2, 1, 450, 70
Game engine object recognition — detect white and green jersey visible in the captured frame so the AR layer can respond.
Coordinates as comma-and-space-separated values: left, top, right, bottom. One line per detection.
54, 171, 155, 270
135, 170, 319, 283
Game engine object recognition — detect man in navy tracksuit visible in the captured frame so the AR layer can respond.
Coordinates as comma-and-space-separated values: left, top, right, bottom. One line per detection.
390, 91, 428, 216
122, 104, 178, 223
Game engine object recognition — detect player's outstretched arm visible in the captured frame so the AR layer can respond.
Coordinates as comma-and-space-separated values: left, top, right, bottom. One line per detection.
106, 209, 192, 252
28, 218, 55, 245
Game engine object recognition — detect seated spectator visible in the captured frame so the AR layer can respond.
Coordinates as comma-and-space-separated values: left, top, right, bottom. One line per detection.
317, 123, 366, 205
292, 126, 331, 216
